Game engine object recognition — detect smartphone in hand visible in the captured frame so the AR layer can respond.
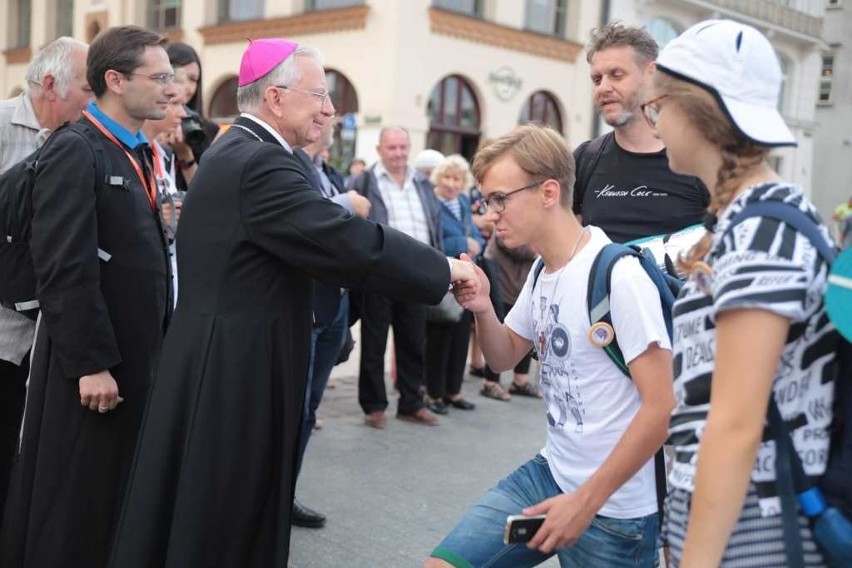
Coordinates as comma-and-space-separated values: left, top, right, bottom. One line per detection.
503, 514, 546, 544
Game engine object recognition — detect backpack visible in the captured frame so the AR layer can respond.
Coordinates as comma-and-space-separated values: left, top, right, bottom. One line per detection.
531, 242, 682, 526
571, 132, 612, 215
0, 121, 108, 319
724, 200, 852, 565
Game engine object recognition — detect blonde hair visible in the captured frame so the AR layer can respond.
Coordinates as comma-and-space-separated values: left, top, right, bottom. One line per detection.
472, 124, 575, 209
653, 72, 770, 271
431, 154, 473, 189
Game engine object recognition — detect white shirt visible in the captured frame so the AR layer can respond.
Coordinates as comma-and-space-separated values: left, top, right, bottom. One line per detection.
240, 113, 293, 153
506, 226, 671, 519
374, 162, 431, 245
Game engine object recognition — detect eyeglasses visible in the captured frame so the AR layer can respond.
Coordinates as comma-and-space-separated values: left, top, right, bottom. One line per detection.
275, 85, 331, 106
126, 72, 176, 86
481, 180, 543, 213
640, 94, 669, 128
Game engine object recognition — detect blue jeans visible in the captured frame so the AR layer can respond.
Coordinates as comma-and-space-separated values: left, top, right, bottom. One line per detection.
432, 454, 659, 568
295, 292, 349, 480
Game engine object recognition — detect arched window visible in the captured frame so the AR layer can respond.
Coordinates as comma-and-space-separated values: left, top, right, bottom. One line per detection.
209, 76, 238, 120
426, 75, 481, 161
518, 90, 562, 132
325, 69, 359, 172
645, 18, 679, 49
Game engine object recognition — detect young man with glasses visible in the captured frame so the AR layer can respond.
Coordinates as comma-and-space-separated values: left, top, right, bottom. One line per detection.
1, 26, 176, 568
424, 124, 674, 568
573, 22, 708, 244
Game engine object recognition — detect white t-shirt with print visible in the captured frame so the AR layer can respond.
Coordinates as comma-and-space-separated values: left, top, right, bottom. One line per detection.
505, 226, 671, 519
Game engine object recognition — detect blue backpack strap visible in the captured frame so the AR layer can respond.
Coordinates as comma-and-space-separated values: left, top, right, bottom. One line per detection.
587, 244, 680, 378
531, 256, 545, 289
725, 200, 836, 263
587, 244, 638, 377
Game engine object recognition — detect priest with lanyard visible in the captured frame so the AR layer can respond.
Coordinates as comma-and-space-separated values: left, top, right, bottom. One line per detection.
1, 26, 175, 568
108, 38, 476, 568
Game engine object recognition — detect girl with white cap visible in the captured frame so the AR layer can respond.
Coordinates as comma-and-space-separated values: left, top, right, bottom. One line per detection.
647, 20, 837, 567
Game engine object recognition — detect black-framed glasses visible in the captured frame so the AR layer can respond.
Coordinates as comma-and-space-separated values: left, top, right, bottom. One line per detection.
126, 72, 175, 85
640, 94, 669, 128
275, 85, 331, 106
481, 180, 543, 213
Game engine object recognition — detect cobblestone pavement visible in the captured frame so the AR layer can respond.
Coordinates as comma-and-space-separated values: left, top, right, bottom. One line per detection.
288, 325, 558, 568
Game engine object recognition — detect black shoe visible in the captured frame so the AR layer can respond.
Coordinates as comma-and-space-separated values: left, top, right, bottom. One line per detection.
292, 498, 326, 528
444, 397, 476, 410
425, 399, 449, 415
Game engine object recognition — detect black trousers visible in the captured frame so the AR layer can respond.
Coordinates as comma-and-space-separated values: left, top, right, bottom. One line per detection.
0, 354, 29, 518
425, 311, 472, 400
358, 294, 426, 416
483, 300, 533, 382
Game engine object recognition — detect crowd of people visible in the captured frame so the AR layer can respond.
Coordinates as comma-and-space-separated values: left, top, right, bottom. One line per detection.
0, 15, 844, 568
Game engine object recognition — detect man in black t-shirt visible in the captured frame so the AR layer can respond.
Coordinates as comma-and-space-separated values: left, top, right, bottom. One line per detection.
574, 23, 709, 244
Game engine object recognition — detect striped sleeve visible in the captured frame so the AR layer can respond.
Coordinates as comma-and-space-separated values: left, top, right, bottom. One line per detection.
711, 216, 819, 323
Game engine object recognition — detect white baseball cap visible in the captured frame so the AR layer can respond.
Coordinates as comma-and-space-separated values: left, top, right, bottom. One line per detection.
656, 19, 796, 147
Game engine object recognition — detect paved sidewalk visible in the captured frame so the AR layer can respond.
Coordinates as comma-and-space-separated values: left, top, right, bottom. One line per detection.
289, 326, 558, 567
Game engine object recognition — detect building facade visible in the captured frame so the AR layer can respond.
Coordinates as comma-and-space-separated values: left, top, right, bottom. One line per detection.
3, 0, 841, 222
812, 0, 851, 234
2, 0, 605, 172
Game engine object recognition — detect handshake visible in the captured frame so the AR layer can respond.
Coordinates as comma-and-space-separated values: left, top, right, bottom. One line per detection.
447, 254, 488, 313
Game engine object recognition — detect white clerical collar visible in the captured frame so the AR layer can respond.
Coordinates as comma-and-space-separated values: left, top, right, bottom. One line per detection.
240, 113, 293, 153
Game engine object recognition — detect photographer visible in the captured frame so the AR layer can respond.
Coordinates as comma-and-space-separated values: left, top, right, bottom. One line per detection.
167, 42, 219, 189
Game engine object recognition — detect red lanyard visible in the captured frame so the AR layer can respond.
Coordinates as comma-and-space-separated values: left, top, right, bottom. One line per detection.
83, 110, 158, 212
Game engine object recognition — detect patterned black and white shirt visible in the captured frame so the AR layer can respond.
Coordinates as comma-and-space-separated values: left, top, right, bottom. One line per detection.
667, 182, 837, 517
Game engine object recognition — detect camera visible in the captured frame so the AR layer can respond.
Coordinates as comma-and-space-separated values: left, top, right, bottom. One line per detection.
181, 107, 207, 149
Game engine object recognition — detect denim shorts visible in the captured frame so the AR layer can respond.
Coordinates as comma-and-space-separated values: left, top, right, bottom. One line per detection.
431, 454, 659, 568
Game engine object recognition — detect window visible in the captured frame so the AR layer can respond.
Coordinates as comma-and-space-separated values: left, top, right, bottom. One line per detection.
325, 69, 359, 173
518, 91, 562, 132
427, 75, 481, 160
218, 0, 264, 22
819, 55, 834, 104
432, 0, 483, 17
305, 0, 363, 9
55, 0, 74, 38
209, 76, 239, 120
525, 0, 567, 37
149, 0, 180, 30
8, 0, 32, 48
645, 18, 679, 49
777, 54, 789, 114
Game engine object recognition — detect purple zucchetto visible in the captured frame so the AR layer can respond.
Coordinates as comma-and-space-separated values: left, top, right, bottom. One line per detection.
238, 38, 299, 87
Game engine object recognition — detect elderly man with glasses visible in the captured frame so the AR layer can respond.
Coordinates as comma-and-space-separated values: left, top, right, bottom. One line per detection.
108, 38, 475, 568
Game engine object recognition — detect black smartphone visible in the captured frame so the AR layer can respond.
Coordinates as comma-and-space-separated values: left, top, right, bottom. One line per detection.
503, 514, 546, 544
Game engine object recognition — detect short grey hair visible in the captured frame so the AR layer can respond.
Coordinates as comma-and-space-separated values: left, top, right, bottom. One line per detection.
431, 154, 474, 188
27, 36, 89, 99
236, 45, 323, 114
26, 37, 88, 99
